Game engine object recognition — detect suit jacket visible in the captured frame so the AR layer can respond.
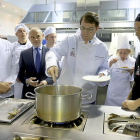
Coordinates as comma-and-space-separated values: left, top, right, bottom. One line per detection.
18, 46, 53, 98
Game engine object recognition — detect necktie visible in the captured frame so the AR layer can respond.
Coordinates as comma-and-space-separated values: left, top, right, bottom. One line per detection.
35, 48, 40, 73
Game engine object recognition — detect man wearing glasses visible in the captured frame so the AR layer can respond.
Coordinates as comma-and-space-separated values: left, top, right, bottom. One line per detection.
45, 11, 109, 104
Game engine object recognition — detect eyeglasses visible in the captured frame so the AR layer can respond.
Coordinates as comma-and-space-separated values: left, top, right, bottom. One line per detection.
80, 26, 95, 33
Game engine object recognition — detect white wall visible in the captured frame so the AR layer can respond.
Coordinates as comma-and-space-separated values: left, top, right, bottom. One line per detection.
0, 8, 22, 36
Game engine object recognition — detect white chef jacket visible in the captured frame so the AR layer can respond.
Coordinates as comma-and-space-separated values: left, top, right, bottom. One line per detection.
45, 34, 109, 104
10, 41, 32, 98
0, 38, 14, 98
105, 55, 135, 106
46, 43, 64, 69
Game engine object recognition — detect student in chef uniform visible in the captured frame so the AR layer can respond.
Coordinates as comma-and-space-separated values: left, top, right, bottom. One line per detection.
0, 38, 14, 98
105, 34, 135, 106
43, 26, 57, 48
45, 11, 109, 104
122, 13, 140, 110
44, 26, 63, 68
11, 24, 32, 99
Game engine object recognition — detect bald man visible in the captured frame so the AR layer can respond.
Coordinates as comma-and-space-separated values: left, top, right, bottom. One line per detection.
18, 27, 53, 99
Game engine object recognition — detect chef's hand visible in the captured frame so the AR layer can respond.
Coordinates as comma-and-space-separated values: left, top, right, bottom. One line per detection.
111, 58, 118, 64
98, 73, 105, 83
109, 58, 118, 67
0, 82, 12, 94
26, 77, 39, 87
16, 78, 21, 83
122, 99, 139, 110
98, 73, 104, 77
48, 66, 58, 82
36, 80, 47, 87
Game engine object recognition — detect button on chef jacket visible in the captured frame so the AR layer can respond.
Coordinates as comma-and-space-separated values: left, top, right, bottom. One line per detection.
0, 38, 14, 98
45, 34, 109, 104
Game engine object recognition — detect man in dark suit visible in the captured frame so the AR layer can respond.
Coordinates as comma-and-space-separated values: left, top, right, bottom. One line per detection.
18, 27, 53, 99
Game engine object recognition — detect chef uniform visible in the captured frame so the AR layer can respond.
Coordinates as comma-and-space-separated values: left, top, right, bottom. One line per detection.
0, 38, 14, 98
105, 35, 135, 106
46, 34, 109, 104
44, 26, 64, 68
11, 24, 32, 99
43, 26, 56, 48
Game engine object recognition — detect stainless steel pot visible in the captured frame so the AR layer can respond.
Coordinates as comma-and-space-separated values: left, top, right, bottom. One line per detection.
26, 85, 91, 122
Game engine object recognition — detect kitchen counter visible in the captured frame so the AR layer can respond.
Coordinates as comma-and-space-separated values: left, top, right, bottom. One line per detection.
0, 98, 140, 140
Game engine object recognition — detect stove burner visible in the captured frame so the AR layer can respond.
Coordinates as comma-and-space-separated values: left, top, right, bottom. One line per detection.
104, 113, 140, 138
30, 115, 83, 128
123, 123, 140, 137
23, 111, 88, 131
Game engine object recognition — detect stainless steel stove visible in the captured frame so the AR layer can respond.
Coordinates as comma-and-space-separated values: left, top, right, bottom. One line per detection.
1, 98, 140, 140
22, 111, 88, 131
104, 113, 140, 138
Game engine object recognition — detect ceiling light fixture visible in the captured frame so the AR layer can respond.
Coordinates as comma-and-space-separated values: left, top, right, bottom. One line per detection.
3, 5, 5, 7
15, 10, 17, 12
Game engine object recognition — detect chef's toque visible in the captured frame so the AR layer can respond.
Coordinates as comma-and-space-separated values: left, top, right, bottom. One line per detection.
15, 23, 29, 34
117, 34, 130, 50
135, 13, 140, 21
43, 26, 56, 37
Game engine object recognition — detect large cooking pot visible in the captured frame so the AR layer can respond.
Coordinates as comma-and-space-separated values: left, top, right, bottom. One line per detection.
26, 85, 91, 122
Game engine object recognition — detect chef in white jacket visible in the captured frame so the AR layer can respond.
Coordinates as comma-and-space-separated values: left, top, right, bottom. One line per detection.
105, 34, 135, 106
0, 38, 14, 98
10, 24, 32, 99
45, 11, 109, 104
44, 26, 64, 68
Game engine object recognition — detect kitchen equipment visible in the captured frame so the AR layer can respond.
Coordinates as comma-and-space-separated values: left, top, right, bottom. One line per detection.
83, 75, 110, 82
0, 98, 34, 123
8, 102, 32, 118
104, 113, 140, 137
26, 85, 91, 122
23, 111, 88, 132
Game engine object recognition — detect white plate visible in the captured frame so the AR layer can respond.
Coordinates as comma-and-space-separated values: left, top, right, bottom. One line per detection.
83, 75, 110, 82
116, 67, 133, 70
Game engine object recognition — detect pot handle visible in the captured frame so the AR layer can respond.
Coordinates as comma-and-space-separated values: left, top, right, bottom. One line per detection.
81, 93, 92, 100
25, 92, 35, 99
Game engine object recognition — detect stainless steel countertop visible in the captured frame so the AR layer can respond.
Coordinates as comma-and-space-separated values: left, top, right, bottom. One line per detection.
0, 98, 140, 140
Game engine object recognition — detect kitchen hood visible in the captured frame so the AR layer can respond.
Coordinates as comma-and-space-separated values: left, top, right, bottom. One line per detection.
20, 1, 140, 33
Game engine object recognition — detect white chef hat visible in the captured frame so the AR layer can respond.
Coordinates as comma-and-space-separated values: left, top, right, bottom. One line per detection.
15, 23, 29, 34
43, 26, 56, 37
117, 34, 130, 50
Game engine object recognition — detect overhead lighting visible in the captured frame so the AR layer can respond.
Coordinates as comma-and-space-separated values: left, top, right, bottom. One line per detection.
15, 10, 17, 12
3, 5, 5, 7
